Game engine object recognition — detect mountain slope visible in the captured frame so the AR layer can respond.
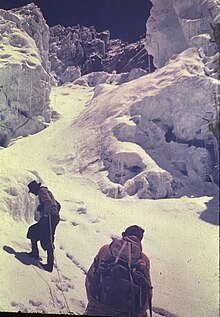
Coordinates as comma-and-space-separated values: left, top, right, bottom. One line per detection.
0, 85, 218, 317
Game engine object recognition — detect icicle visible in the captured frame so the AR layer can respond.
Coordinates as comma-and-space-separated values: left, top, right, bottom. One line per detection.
8, 65, 11, 90
29, 70, 32, 117
214, 83, 219, 174
114, 187, 118, 199
54, 84, 57, 109
7, 66, 12, 112
117, 156, 127, 185
213, 135, 219, 171
148, 53, 151, 73
116, 159, 120, 183
120, 158, 124, 185
42, 79, 46, 117
16, 75, 20, 119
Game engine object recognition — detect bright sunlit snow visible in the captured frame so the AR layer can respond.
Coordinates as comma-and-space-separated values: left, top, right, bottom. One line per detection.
0, 1, 219, 317
0, 84, 219, 317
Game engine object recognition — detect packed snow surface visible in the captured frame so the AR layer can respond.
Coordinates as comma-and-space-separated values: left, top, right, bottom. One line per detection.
0, 84, 219, 317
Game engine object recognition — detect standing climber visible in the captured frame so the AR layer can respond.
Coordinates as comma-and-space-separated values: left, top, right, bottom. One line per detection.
85, 225, 153, 317
26, 180, 61, 272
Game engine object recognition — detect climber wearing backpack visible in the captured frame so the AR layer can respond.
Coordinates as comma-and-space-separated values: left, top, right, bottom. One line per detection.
26, 180, 61, 272
85, 225, 153, 317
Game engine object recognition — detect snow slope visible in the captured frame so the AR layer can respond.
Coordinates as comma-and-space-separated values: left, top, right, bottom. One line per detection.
0, 85, 219, 317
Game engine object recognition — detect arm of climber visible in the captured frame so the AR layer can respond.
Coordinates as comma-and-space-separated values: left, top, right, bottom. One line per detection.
38, 188, 53, 217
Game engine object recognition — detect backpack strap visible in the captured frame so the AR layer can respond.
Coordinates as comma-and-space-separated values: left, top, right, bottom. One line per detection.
128, 241, 136, 316
128, 241, 131, 268
113, 240, 127, 265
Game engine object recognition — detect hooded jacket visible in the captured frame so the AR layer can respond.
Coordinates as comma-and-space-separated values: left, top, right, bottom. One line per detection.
85, 235, 152, 317
38, 187, 60, 217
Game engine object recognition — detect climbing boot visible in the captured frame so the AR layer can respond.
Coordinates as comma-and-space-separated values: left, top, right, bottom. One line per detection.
26, 240, 40, 260
38, 262, 53, 272
38, 248, 54, 272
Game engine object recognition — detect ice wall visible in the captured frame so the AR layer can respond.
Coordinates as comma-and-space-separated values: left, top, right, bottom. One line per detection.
145, 0, 220, 70
71, 47, 218, 199
0, 4, 51, 147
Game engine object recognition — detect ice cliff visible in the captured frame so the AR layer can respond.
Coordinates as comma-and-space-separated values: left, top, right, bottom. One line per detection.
68, 0, 219, 199
0, 3, 51, 147
145, 0, 220, 72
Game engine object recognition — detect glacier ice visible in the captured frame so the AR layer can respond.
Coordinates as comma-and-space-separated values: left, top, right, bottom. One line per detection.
0, 4, 51, 147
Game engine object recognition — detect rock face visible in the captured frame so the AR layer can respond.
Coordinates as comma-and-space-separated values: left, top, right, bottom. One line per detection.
49, 25, 153, 83
0, 3, 51, 147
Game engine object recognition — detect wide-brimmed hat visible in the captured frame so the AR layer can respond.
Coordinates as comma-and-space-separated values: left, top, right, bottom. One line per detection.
122, 225, 145, 241
28, 180, 41, 193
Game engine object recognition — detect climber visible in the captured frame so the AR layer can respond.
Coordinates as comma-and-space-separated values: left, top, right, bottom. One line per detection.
85, 225, 153, 317
26, 180, 61, 272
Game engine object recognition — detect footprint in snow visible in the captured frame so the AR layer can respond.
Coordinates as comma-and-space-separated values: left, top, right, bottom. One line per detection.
76, 207, 87, 214
71, 221, 79, 226
29, 299, 43, 307
52, 272, 74, 292
66, 252, 87, 275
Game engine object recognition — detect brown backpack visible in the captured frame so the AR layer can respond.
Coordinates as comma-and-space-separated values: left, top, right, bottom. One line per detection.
90, 239, 151, 316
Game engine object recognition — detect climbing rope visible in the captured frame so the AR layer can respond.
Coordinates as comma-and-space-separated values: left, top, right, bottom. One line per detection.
48, 213, 71, 314
32, 265, 56, 308
54, 251, 71, 313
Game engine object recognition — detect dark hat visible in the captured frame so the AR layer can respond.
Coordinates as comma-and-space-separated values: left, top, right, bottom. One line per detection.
28, 180, 41, 193
122, 225, 145, 241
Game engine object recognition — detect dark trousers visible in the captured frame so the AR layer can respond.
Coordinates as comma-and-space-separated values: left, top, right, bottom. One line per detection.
27, 214, 60, 251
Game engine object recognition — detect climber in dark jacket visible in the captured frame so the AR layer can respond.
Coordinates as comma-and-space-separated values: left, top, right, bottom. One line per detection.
85, 225, 153, 317
26, 180, 61, 272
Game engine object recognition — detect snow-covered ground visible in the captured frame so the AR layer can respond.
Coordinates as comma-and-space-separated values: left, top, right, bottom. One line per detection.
0, 84, 219, 317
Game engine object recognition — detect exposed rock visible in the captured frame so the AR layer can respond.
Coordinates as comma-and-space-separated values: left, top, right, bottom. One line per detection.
0, 3, 51, 147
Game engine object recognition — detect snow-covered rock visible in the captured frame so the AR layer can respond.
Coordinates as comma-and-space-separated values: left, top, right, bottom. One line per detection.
0, 4, 51, 147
